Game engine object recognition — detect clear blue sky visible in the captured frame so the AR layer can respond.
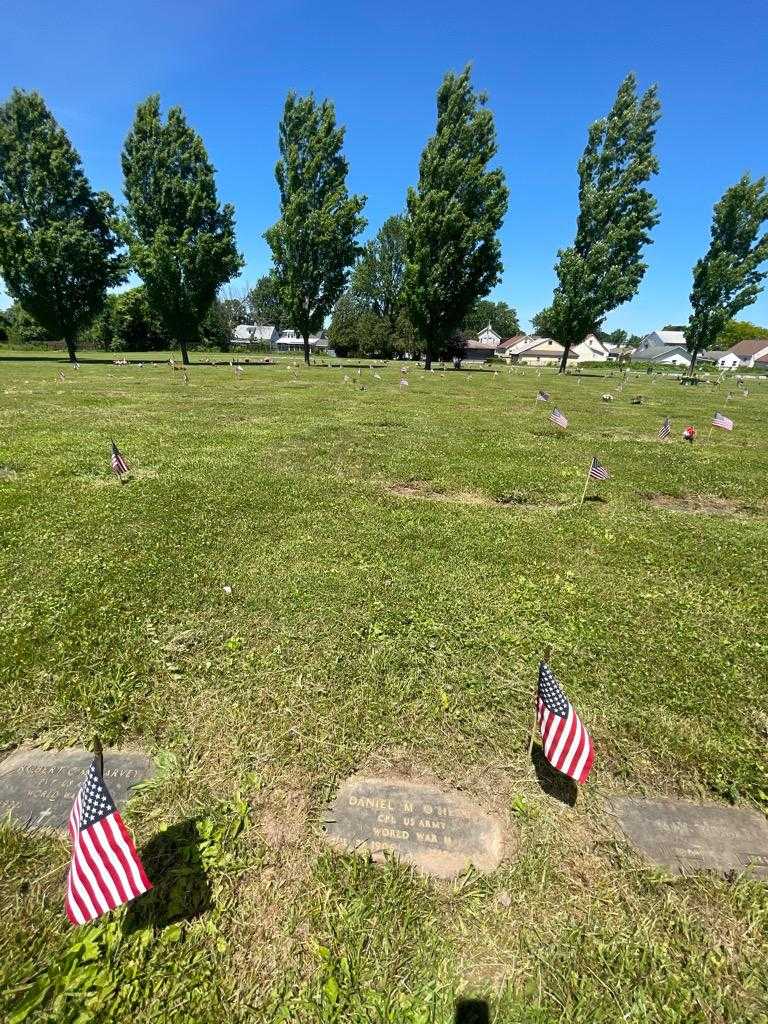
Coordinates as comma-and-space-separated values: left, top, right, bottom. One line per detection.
3, 0, 768, 334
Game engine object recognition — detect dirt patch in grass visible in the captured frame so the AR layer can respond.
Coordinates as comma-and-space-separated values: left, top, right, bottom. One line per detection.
644, 492, 765, 516
258, 787, 311, 851
387, 480, 561, 510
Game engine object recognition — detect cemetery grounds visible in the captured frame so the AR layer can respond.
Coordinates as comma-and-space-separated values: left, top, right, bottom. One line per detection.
1, 353, 767, 1023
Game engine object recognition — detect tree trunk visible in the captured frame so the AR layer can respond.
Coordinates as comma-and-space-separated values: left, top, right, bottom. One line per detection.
424, 343, 432, 371
558, 341, 571, 374
65, 337, 77, 363
302, 333, 310, 366
688, 349, 698, 374
180, 341, 190, 366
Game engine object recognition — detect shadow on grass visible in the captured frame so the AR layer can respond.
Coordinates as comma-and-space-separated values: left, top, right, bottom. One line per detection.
531, 745, 578, 807
123, 817, 211, 934
583, 494, 608, 504
455, 998, 490, 1023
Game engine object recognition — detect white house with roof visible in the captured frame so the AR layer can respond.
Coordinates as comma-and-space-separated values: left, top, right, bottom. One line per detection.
699, 350, 743, 370
462, 324, 502, 361
494, 335, 568, 366
635, 330, 688, 354
231, 324, 328, 352
570, 333, 612, 363
232, 324, 280, 345
726, 338, 768, 367
632, 343, 690, 366
273, 329, 328, 353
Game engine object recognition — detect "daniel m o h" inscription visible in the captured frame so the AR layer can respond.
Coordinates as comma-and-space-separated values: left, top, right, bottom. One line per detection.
323, 775, 504, 878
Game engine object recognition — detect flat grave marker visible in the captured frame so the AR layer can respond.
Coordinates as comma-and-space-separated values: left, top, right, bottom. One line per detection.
0, 747, 153, 831
609, 797, 768, 879
323, 774, 505, 879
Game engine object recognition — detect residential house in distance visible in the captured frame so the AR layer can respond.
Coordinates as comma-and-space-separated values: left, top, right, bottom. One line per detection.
632, 343, 690, 366
570, 333, 612, 363
273, 329, 329, 354
725, 338, 768, 367
495, 335, 569, 366
462, 324, 502, 361
231, 324, 328, 353
634, 329, 688, 355
698, 350, 743, 370
232, 324, 279, 346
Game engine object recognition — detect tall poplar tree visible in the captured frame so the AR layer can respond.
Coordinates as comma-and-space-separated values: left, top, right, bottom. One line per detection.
0, 89, 125, 362
537, 74, 661, 372
685, 174, 768, 371
265, 93, 366, 366
122, 95, 242, 365
404, 66, 508, 370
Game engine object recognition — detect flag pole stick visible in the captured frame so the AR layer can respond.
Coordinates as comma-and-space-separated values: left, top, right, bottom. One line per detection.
578, 461, 592, 506
528, 646, 551, 754
93, 735, 104, 777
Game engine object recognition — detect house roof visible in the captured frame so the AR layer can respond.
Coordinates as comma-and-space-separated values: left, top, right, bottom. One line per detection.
496, 334, 527, 351
634, 344, 689, 362
651, 330, 687, 346
728, 338, 768, 358
700, 350, 730, 360
519, 347, 567, 359
466, 337, 501, 350
233, 324, 277, 340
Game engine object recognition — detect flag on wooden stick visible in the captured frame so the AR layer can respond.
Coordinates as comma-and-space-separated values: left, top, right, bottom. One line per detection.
65, 759, 151, 925
536, 661, 594, 784
110, 440, 129, 478
658, 416, 671, 440
588, 457, 610, 481
536, 390, 550, 402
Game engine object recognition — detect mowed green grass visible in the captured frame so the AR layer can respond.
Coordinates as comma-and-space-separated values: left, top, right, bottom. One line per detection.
1, 356, 767, 1023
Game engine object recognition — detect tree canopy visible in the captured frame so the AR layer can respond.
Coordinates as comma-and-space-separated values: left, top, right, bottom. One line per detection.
463, 298, 519, 338
716, 318, 768, 348
0, 89, 126, 361
351, 215, 408, 330
536, 74, 661, 371
265, 92, 366, 364
247, 271, 289, 331
685, 174, 768, 370
122, 94, 242, 364
404, 66, 508, 370
328, 214, 416, 358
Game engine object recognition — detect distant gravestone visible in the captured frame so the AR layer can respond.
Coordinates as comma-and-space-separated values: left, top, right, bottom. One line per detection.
0, 747, 153, 831
323, 774, 504, 879
609, 797, 768, 879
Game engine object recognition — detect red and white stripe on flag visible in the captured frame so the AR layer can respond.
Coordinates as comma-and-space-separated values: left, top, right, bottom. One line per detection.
65, 761, 151, 925
537, 662, 594, 784
712, 411, 734, 431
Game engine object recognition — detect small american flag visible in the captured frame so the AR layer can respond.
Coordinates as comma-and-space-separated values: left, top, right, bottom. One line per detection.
110, 440, 129, 477
712, 411, 734, 431
536, 390, 550, 402
65, 760, 151, 925
549, 408, 568, 429
537, 662, 594, 784
588, 457, 609, 481
57, 370, 66, 382
658, 417, 671, 440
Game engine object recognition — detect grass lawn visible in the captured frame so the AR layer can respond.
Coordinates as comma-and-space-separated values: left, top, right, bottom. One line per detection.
1, 356, 767, 1023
